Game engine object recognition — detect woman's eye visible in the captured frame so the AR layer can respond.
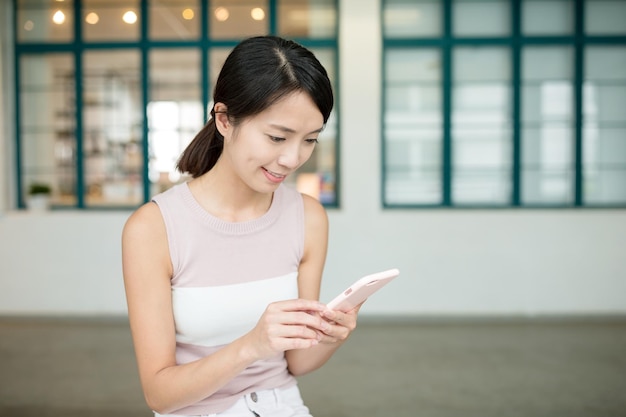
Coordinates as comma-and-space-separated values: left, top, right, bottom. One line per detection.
269, 136, 285, 142
306, 138, 319, 144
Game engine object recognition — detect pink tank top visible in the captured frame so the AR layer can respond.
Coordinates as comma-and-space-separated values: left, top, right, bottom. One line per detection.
152, 182, 304, 415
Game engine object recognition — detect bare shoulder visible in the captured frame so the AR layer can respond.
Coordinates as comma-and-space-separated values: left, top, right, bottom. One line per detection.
300, 193, 329, 272
123, 201, 165, 241
301, 193, 328, 230
122, 202, 169, 268
122, 201, 172, 284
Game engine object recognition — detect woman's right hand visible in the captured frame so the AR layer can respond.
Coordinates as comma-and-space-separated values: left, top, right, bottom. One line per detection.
244, 299, 331, 361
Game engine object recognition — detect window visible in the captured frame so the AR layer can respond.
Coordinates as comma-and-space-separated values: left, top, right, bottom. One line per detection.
521, 47, 574, 204
583, 46, 626, 204
384, 48, 442, 204
17, 0, 74, 42
14, 0, 339, 209
383, 0, 626, 207
19, 54, 75, 204
148, 49, 203, 196
452, 47, 512, 205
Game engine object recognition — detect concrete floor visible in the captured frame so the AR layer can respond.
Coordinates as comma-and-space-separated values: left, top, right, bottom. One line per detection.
1, 317, 625, 417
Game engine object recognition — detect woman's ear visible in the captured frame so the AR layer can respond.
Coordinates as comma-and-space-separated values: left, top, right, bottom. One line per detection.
213, 103, 230, 137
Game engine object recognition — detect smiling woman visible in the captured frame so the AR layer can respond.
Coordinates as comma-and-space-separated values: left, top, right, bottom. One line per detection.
122, 36, 360, 417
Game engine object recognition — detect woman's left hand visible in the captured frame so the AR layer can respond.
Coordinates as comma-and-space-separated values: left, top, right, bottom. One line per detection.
317, 303, 363, 344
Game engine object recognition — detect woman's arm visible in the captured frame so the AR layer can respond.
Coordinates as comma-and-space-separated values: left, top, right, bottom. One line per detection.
122, 202, 329, 414
285, 195, 362, 376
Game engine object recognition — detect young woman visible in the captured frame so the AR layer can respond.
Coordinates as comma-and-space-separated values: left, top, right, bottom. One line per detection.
122, 36, 361, 417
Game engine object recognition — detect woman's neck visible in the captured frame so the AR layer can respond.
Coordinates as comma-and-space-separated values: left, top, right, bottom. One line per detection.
188, 164, 273, 223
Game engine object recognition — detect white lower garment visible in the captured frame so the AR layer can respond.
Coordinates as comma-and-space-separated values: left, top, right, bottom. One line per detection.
155, 385, 313, 417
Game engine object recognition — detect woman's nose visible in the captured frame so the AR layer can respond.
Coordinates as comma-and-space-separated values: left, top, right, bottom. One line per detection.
277, 145, 301, 169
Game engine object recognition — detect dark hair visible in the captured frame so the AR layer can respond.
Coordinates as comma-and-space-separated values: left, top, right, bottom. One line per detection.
177, 36, 334, 177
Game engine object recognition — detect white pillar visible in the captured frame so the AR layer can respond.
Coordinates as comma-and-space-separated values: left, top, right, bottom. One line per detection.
0, 1, 14, 212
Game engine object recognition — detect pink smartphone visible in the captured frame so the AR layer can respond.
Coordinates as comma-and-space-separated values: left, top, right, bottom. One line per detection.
326, 268, 400, 312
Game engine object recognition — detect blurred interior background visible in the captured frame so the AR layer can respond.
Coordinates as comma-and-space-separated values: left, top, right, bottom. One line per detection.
0, 0, 625, 416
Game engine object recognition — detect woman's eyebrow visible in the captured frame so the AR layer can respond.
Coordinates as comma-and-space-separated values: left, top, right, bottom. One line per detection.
269, 124, 324, 135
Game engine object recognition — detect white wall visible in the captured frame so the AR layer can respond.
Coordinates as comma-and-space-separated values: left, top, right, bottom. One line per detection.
0, 211, 129, 315
1, 0, 625, 317
1, 208, 625, 317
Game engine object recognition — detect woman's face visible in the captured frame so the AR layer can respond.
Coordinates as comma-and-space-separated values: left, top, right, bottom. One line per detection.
219, 91, 325, 194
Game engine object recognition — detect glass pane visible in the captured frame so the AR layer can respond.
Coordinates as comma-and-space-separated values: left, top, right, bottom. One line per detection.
521, 47, 574, 205
583, 46, 626, 204
522, 0, 574, 35
17, 0, 74, 43
83, 50, 143, 207
383, 0, 442, 38
278, 0, 336, 38
83, 0, 140, 41
294, 48, 337, 205
149, 49, 203, 196
20, 54, 76, 207
210, 0, 268, 39
384, 49, 442, 205
453, 0, 510, 37
585, 0, 626, 35
452, 47, 511, 204
149, 0, 200, 40
209, 48, 231, 100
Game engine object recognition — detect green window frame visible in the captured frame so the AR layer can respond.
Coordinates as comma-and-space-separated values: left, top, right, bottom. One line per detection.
382, 0, 626, 208
13, 0, 340, 209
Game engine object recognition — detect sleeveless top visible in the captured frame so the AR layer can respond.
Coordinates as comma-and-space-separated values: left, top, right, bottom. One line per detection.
151, 182, 304, 415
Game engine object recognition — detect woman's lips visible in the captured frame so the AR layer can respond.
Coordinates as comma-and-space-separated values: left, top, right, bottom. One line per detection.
262, 167, 286, 183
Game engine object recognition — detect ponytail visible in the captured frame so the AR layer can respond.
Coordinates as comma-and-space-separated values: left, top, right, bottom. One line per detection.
176, 114, 224, 178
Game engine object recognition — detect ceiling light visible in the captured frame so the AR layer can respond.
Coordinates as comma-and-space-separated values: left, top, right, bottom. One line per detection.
182, 8, 194, 20
85, 12, 99, 25
52, 10, 65, 24
123, 10, 138, 24
214, 7, 229, 22
251, 7, 265, 21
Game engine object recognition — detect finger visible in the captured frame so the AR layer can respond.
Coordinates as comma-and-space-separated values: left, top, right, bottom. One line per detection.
317, 324, 349, 344
278, 311, 331, 334
267, 332, 320, 352
266, 318, 322, 340
272, 299, 327, 314
287, 336, 320, 350
321, 310, 358, 334
288, 324, 323, 340
287, 299, 328, 312
321, 308, 341, 323
317, 331, 338, 344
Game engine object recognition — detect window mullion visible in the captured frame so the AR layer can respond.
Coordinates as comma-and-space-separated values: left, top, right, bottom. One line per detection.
268, 0, 278, 35
442, 0, 452, 206
140, 0, 150, 203
511, 0, 521, 206
74, 0, 85, 208
574, 0, 584, 206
